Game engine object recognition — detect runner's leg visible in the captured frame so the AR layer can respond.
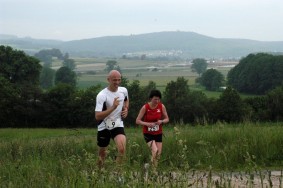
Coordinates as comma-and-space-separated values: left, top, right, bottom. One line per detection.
97, 147, 107, 168
148, 140, 158, 167
97, 129, 110, 169
114, 134, 126, 164
155, 142, 163, 166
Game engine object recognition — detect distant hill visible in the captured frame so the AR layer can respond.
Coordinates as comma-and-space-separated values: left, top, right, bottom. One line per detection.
1, 31, 283, 58
0, 34, 63, 54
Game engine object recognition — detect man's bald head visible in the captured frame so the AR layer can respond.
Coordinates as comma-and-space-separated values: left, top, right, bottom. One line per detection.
107, 70, 122, 91
108, 70, 121, 79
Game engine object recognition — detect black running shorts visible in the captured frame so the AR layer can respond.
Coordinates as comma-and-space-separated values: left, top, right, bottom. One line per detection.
97, 127, 125, 147
143, 133, 162, 143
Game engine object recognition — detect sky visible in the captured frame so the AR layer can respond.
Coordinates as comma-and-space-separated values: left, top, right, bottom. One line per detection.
1, 0, 283, 41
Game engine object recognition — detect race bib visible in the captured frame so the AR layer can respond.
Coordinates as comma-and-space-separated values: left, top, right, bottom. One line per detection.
148, 124, 159, 132
105, 119, 121, 129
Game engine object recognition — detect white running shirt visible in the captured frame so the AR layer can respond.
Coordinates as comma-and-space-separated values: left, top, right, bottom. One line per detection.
95, 87, 128, 131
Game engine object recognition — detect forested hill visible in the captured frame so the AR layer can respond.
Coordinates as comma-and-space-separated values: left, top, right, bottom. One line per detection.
1, 31, 283, 58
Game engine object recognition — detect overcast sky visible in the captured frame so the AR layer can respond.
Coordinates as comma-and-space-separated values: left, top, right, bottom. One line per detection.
1, 0, 283, 41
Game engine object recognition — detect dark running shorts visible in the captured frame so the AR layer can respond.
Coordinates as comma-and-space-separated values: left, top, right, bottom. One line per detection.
97, 127, 125, 147
143, 133, 162, 143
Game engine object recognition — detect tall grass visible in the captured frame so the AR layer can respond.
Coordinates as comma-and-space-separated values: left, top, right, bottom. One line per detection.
163, 122, 283, 171
1, 123, 283, 187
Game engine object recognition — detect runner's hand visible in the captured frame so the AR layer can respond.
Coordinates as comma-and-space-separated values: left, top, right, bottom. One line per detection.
121, 107, 128, 118
112, 97, 120, 109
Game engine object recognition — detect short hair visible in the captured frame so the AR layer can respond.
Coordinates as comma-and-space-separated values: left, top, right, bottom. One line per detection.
149, 89, 162, 99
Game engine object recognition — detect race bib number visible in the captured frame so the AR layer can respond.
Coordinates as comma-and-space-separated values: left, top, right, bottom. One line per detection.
148, 125, 159, 132
106, 119, 121, 129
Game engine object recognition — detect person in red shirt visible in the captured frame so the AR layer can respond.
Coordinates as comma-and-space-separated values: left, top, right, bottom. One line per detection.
136, 89, 169, 168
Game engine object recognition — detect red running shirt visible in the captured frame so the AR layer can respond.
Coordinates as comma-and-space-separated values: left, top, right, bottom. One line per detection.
142, 102, 163, 135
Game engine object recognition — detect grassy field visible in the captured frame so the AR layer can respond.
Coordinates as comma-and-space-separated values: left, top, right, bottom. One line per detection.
1, 122, 283, 187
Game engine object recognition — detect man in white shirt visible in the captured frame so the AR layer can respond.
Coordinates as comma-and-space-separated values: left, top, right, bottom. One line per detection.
95, 70, 129, 168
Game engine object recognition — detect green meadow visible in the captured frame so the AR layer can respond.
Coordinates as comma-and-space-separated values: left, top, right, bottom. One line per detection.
1, 122, 283, 187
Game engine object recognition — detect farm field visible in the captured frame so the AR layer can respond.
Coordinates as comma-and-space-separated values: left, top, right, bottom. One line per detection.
1, 123, 283, 187
57, 57, 238, 97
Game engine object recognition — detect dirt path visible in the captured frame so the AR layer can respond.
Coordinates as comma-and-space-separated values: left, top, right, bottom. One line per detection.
166, 170, 283, 187
140, 169, 283, 187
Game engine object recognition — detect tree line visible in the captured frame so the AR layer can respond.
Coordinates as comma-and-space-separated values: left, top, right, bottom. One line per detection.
1, 45, 283, 128
227, 53, 283, 94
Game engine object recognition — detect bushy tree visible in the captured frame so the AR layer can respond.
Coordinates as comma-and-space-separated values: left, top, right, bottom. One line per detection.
191, 58, 207, 76
216, 86, 247, 123
0, 45, 42, 127
105, 60, 121, 73
244, 96, 269, 122
55, 66, 77, 87
40, 64, 55, 89
200, 69, 224, 91
63, 58, 76, 70
266, 85, 283, 121
227, 53, 283, 94
67, 85, 101, 127
0, 76, 20, 127
42, 83, 76, 127
121, 76, 129, 88
204, 97, 219, 124
186, 91, 210, 124
34, 48, 64, 63
125, 80, 144, 125
0, 45, 42, 87
163, 77, 190, 123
